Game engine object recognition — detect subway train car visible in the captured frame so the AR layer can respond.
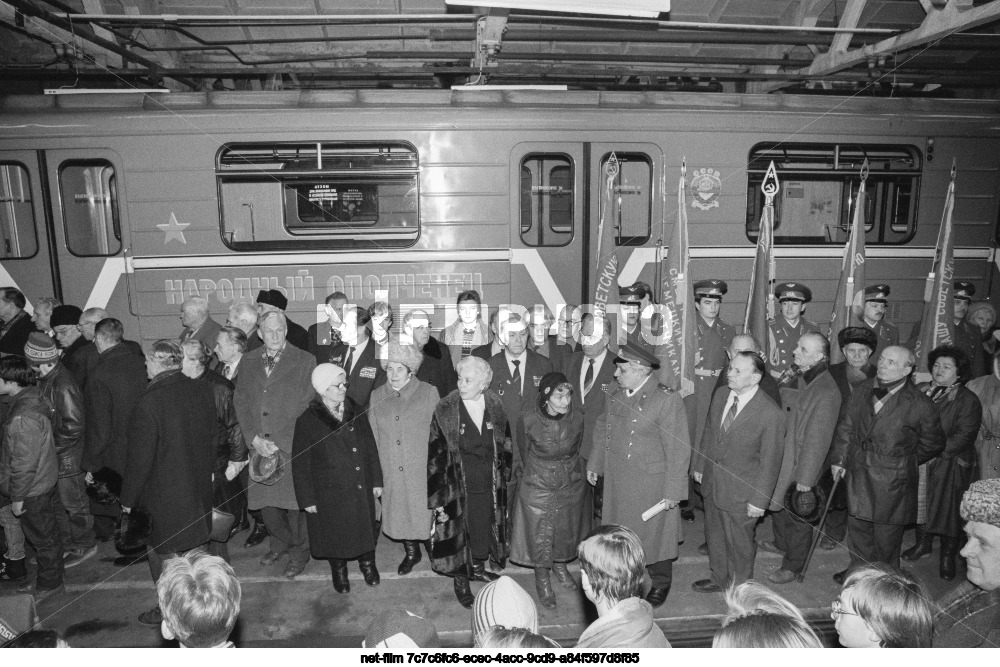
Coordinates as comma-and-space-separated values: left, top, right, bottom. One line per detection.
1, 89, 998, 345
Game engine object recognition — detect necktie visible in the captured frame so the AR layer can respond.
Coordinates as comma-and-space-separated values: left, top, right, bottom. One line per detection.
583, 359, 595, 396
723, 395, 739, 432
512, 359, 522, 396
344, 346, 355, 376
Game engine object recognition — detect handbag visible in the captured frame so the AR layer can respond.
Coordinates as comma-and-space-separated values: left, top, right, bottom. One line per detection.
209, 508, 236, 543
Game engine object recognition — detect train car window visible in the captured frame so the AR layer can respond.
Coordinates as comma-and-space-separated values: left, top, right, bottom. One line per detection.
520, 154, 574, 247
0, 164, 38, 260
217, 142, 419, 250
746, 143, 921, 245
600, 153, 652, 247
58, 160, 122, 257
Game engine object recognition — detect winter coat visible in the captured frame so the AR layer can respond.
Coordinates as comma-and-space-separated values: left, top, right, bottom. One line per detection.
923, 384, 982, 537
574, 598, 671, 649
37, 362, 85, 478
0, 386, 56, 501
233, 343, 316, 511
695, 387, 784, 512
773, 366, 842, 503
488, 350, 552, 451
830, 378, 946, 525
967, 373, 1000, 480
81, 343, 148, 474
591, 379, 691, 563
509, 404, 590, 567
416, 336, 459, 399
72, 339, 144, 392
933, 582, 1000, 648
828, 361, 876, 403
293, 397, 383, 560
564, 350, 616, 461
0, 311, 34, 357
427, 390, 511, 576
181, 316, 223, 353
368, 379, 438, 541
121, 370, 217, 553
197, 369, 248, 472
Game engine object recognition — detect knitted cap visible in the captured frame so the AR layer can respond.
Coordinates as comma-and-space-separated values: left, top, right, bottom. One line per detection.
23, 332, 59, 366
49, 305, 82, 328
256, 289, 288, 311
472, 576, 538, 642
363, 610, 440, 648
961, 479, 1000, 529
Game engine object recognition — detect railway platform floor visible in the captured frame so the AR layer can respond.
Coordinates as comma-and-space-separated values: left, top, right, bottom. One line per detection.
1, 509, 958, 648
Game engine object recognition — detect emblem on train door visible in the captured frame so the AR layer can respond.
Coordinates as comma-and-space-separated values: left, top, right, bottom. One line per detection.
690, 168, 722, 211
157, 212, 189, 244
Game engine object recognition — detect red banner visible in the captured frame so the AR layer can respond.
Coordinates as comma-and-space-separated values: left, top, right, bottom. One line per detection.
592, 153, 621, 325
828, 171, 868, 364
745, 161, 777, 362
912, 169, 957, 371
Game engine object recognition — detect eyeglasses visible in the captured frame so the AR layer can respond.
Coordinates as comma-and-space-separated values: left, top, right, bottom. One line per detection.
831, 599, 860, 617
332, 381, 349, 390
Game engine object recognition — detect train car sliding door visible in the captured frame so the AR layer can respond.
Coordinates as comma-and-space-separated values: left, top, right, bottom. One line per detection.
587, 144, 664, 301
44, 149, 133, 323
510, 143, 586, 315
0, 151, 57, 309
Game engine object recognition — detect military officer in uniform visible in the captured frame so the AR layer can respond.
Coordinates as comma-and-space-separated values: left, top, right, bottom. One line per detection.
767, 283, 820, 390
953, 281, 986, 378
617, 282, 662, 353
860, 284, 898, 361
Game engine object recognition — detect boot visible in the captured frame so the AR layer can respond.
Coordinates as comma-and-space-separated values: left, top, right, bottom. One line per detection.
398, 540, 422, 576
244, 521, 268, 548
359, 556, 381, 587
471, 559, 499, 582
901, 526, 933, 562
454, 576, 474, 608
940, 536, 958, 581
552, 562, 579, 590
534, 567, 557, 609
330, 559, 350, 593
0, 556, 27, 582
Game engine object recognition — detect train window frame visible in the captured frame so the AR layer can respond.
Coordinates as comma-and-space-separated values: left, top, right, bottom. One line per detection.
745, 143, 921, 246
58, 159, 123, 258
216, 141, 420, 251
0, 162, 39, 261
519, 153, 575, 248
600, 152, 653, 247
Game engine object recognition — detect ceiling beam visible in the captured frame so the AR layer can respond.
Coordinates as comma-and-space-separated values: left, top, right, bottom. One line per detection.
803, 0, 1000, 76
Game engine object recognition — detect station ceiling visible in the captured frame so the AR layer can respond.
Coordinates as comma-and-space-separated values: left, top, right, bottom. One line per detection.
3, 0, 1000, 98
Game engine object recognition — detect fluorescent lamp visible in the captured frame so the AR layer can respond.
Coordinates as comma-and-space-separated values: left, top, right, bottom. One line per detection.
44, 88, 170, 95
445, 0, 669, 18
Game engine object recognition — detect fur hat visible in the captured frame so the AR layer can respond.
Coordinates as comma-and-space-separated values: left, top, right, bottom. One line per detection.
23, 332, 59, 366
85, 467, 123, 505
960, 479, 1000, 529
249, 449, 289, 486
48, 305, 82, 329
115, 507, 152, 556
363, 610, 441, 648
256, 289, 288, 311
379, 336, 424, 374
837, 326, 878, 355
472, 576, 538, 644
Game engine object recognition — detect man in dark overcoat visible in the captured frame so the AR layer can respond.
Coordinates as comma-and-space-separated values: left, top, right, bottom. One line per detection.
233, 311, 316, 579
762, 332, 842, 584
0, 288, 35, 358
589, 341, 691, 608
327, 306, 386, 411
692, 351, 783, 593
121, 339, 217, 626
427, 356, 511, 608
830, 345, 945, 583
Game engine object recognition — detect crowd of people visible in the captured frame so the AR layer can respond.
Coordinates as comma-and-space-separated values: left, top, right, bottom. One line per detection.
0, 277, 999, 648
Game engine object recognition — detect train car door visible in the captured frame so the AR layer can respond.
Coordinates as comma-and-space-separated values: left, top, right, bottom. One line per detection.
587, 144, 665, 299
0, 151, 57, 309
509, 143, 586, 314
43, 149, 133, 320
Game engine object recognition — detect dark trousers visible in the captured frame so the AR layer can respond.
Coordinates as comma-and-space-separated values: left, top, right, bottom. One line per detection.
825, 508, 848, 542
705, 500, 758, 588
773, 509, 813, 574
847, 515, 906, 570
647, 558, 674, 589
261, 506, 310, 566
21, 489, 65, 590
52, 473, 95, 551
467, 491, 492, 561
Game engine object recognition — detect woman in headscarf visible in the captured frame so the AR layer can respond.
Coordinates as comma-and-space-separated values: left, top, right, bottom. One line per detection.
902, 345, 982, 580
369, 337, 439, 576
967, 301, 999, 374
292, 363, 383, 593
509, 371, 590, 609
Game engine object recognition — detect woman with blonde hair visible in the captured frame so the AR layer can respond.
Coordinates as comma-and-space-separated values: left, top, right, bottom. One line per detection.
712, 581, 822, 648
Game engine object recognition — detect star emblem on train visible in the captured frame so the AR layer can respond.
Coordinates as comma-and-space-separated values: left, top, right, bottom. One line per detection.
157, 212, 189, 244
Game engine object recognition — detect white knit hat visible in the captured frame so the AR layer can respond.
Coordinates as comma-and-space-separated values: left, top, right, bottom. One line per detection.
472, 576, 538, 645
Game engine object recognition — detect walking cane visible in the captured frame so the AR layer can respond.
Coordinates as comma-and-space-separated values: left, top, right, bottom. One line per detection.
797, 476, 841, 583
